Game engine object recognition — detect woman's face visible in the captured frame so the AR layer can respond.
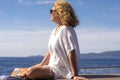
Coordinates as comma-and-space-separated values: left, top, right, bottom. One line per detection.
50, 7, 59, 22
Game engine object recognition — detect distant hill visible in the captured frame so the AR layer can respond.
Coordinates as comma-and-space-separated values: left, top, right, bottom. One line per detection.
29, 50, 120, 59
80, 50, 120, 58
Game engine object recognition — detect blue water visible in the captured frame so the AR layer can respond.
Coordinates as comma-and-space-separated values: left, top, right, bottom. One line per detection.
0, 57, 120, 76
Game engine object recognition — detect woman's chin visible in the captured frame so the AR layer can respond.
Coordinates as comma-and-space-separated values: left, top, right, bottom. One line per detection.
51, 19, 55, 22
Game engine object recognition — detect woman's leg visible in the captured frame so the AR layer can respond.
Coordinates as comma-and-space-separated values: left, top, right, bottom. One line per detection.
26, 65, 54, 79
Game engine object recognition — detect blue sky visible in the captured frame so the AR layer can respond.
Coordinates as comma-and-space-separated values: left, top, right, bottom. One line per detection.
0, 0, 120, 57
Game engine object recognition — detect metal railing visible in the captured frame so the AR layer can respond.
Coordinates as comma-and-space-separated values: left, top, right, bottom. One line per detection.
80, 66, 120, 75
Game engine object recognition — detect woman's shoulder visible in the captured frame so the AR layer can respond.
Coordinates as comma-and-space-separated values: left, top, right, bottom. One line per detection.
60, 25, 76, 37
61, 25, 74, 31
61, 25, 75, 33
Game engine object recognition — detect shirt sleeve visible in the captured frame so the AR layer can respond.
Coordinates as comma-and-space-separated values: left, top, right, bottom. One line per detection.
62, 27, 77, 54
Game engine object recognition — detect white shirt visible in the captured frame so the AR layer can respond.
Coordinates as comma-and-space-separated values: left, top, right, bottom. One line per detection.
48, 25, 80, 79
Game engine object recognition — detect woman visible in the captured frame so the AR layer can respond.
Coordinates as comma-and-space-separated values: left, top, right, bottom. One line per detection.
25, 1, 88, 80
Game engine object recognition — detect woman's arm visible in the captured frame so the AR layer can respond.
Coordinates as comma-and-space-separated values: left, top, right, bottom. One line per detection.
28, 51, 50, 69
40, 51, 50, 66
68, 50, 88, 80
68, 49, 78, 76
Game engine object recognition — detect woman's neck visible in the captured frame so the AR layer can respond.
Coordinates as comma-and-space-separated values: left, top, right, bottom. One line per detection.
56, 24, 62, 28
56, 21, 62, 27
55, 18, 62, 28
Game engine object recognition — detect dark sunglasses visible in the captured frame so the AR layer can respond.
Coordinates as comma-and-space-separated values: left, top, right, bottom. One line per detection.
50, 9, 56, 14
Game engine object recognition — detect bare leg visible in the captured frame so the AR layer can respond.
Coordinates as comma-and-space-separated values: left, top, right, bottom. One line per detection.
73, 76, 88, 80
25, 65, 54, 79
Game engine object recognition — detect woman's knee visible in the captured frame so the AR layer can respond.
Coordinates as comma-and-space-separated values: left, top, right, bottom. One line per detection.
26, 67, 40, 79
26, 66, 54, 79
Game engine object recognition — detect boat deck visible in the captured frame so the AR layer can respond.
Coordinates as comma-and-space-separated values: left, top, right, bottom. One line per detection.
83, 74, 120, 80
57, 74, 120, 80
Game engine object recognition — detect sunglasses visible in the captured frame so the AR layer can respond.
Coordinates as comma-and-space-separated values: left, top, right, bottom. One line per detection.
50, 9, 56, 14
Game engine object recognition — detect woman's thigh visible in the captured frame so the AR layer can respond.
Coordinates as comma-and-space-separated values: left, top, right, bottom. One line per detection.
26, 65, 54, 79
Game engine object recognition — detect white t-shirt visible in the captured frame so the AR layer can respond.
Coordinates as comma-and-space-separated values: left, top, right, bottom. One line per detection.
48, 25, 80, 79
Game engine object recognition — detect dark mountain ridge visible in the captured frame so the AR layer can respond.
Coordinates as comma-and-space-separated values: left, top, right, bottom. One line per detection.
80, 50, 120, 58
29, 50, 120, 59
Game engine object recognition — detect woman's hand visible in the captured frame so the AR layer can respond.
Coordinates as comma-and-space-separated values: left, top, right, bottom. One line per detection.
73, 76, 88, 80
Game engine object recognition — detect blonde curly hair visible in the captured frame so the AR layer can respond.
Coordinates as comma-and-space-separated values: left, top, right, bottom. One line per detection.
54, 1, 79, 27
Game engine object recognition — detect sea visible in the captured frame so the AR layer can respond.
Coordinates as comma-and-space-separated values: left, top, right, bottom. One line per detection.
0, 57, 120, 76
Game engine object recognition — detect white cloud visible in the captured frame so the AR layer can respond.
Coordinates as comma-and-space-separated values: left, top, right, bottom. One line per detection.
36, 1, 54, 5
78, 0, 85, 7
0, 11, 6, 16
18, 0, 23, 3
18, 0, 32, 5
18, 0, 54, 5
0, 30, 50, 57
18, 0, 29, 3
76, 28, 120, 53
0, 27, 120, 57
110, 6, 120, 12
